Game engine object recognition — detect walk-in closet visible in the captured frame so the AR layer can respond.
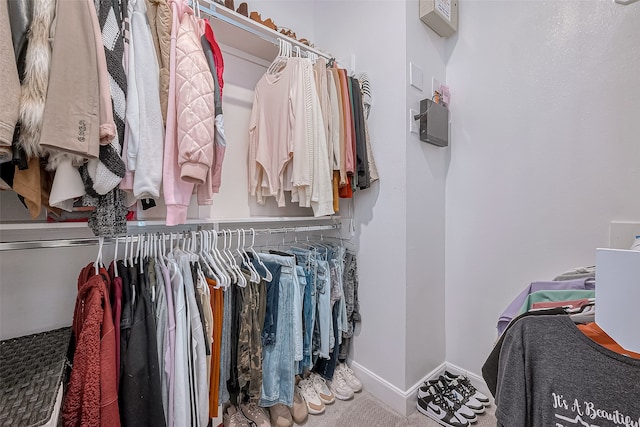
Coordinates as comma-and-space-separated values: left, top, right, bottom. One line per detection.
1, 0, 639, 426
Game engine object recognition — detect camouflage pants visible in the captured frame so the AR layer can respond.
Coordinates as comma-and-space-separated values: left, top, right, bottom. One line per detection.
237, 278, 267, 402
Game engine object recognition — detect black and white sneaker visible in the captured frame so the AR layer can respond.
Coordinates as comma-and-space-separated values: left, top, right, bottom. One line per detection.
417, 386, 470, 427
420, 380, 477, 423
443, 371, 491, 407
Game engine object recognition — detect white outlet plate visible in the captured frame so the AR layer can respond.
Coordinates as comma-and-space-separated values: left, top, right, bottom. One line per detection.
409, 109, 419, 134
410, 62, 424, 91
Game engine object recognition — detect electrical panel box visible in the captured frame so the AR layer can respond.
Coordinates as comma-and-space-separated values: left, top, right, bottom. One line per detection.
418, 99, 449, 147
419, 0, 458, 38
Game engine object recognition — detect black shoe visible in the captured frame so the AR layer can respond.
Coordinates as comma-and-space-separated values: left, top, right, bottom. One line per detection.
419, 380, 477, 422
443, 371, 491, 407
417, 385, 470, 427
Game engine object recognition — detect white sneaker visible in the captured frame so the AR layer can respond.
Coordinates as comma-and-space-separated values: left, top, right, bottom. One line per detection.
336, 363, 363, 392
297, 379, 325, 415
330, 370, 354, 400
309, 373, 335, 404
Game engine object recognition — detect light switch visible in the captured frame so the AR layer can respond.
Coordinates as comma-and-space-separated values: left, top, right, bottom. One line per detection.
410, 62, 423, 91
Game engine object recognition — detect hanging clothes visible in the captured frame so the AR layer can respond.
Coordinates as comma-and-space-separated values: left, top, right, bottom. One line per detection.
63, 264, 120, 427
119, 259, 166, 427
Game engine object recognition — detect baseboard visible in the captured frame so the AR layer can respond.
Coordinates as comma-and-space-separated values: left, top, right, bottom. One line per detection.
349, 361, 492, 417
349, 361, 446, 417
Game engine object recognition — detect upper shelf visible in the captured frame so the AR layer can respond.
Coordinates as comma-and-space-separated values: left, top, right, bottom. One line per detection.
198, 0, 332, 63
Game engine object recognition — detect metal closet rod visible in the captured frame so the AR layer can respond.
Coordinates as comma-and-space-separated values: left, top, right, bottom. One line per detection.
0, 224, 340, 251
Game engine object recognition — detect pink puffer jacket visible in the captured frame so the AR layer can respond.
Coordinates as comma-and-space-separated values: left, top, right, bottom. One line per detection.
163, 0, 214, 226
176, 13, 215, 185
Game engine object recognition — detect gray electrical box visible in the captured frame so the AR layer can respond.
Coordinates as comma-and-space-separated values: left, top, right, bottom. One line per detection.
418, 99, 449, 147
419, 0, 458, 38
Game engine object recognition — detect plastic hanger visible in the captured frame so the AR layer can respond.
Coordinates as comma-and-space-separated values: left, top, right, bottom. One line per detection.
123, 235, 129, 268
113, 236, 119, 277
197, 230, 217, 279
94, 237, 104, 276
221, 230, 238, 283
208, 230, 228, 289
240, 229, 260, 283
226, 229, 246, 287
209, 230, 229, 288
249, 228, 272, 282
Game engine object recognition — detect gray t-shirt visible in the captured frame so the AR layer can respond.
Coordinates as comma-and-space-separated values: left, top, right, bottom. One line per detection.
496, 315, 640, 427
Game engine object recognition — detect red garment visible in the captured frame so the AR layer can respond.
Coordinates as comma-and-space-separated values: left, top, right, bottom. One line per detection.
108, 262, 123, 390
203, 21, 224, 96
63, 265, 120, 427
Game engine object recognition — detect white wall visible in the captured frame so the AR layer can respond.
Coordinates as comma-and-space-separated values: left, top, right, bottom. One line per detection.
444, 0, 640, 375
404, 0, 448, 388
313, 0, 410, 391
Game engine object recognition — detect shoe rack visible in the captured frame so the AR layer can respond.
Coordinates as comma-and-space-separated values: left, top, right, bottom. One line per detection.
198, 0, 332, 64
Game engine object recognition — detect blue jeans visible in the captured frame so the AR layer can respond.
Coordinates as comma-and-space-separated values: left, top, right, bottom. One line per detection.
295, 265, 314, 374
316, 259, 332, 359
313, 302, 340, 380
254, 260, 282, 347
290, 249, 318, 373
258, 253, 297, 407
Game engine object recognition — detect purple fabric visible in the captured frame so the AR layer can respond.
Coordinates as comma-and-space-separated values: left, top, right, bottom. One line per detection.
160, 260, 176, 427
497, 278, 595, 335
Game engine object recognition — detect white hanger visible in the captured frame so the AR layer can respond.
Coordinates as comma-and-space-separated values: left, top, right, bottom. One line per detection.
129, 235, 135, 268
209, 230, 228, 289
238, 229, 260, 283
227, 229, 246, 287
207, 230, 228, 289
123, 234, 129, 267
250, 228, 272, 282
114, 236, 119, 277
221, 230, 238, 283
230, 229, 247, 287
94, 237, 104, 276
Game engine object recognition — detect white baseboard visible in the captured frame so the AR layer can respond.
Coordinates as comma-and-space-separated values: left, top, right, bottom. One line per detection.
349, 361, 492, 417
349, 361, 446, 417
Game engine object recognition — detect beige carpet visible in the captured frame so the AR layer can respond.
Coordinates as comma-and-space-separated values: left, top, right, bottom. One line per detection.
295, 390, 496, 427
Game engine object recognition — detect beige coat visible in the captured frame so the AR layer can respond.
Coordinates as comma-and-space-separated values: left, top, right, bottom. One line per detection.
40, 0, 102, 160
0, 0, 20, 160
146, 0, 172, 124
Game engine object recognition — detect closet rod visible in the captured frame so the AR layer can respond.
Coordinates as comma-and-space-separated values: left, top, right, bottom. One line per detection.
0, 224, 339, 251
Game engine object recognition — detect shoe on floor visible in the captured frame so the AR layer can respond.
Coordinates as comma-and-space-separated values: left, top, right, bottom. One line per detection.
309, 373, 335, 404
436, 375, 486, 414
269, 403, 293, 427
297, 379, 325, 415
417, 389, 470, 427
239, 402, 270, 427
418, 382, 476, 424
443, 371, 491, 406
223, 404, 252, 427
335, 363, 363, 392
290, 387, 309, 423
329, 369, 354, 401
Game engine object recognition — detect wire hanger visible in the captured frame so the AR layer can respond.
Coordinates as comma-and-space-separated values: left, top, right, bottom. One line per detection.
94, 237, 104, 276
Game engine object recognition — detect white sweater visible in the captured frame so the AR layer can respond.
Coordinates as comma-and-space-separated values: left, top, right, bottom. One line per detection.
126, 0, 164, 199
